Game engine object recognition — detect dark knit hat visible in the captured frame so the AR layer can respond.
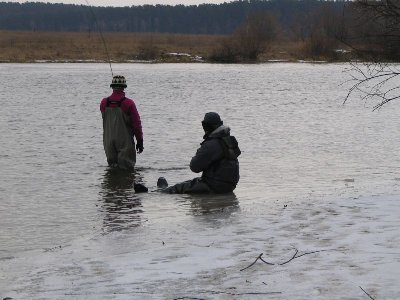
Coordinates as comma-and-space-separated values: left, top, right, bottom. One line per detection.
202, 112, 223, 126
110, 75, 127, 88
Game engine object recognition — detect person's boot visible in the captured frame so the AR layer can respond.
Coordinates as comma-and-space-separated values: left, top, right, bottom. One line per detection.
134, 183, 148, 193
157, 177, 168, 188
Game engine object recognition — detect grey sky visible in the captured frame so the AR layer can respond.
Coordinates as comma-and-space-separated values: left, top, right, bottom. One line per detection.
5, 0, 233, 6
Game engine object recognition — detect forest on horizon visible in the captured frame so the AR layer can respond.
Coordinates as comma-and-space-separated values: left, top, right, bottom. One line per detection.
0, 0, 351, 34
0, 0, 398, 63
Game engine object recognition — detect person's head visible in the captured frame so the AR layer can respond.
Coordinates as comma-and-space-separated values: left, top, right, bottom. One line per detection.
202, 112, 223, 134
110, 75, 127, 90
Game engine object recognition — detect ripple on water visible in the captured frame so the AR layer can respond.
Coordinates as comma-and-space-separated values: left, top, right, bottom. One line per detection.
1, 64, 400, 299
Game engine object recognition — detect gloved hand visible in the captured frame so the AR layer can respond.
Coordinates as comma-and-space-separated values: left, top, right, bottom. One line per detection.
136, 139, 144, 154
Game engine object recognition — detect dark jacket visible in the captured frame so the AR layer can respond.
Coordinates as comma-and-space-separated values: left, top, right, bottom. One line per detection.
190, 125, 241, 193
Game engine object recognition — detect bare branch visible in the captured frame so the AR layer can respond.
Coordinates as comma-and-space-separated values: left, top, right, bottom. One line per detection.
259, 256, 275, 266
240, 253, 264, 271
279, 249, 299, 265
241, 248, 334, 271
293, 249, 331, 259
196, 290, 282, 296
174, 297, 206, 300
359, 286, 375, 300
372, 95, 400, 111
343, 60, 400, 109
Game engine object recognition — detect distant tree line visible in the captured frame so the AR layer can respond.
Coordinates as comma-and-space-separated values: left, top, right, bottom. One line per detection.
0, 0, 346, 35
0, 0, 398, 62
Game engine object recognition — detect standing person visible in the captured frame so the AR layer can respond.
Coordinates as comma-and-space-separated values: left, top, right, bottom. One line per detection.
158, 112, 240, 194
100, 75, 143, 170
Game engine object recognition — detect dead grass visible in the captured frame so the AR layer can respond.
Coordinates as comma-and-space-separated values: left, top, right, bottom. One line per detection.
0, 30, 349, 62
0, 30, 226, 62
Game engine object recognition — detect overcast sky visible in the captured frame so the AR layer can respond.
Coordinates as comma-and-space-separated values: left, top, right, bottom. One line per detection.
5, 0, 233, 6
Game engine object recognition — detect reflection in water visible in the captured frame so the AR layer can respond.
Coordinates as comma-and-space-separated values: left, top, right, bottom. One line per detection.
99, 168, 145, 232
180, 193, 240, 216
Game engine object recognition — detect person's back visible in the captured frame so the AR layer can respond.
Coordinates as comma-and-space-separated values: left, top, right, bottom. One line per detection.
100, 75, 143, 170
190, 123, 240, 193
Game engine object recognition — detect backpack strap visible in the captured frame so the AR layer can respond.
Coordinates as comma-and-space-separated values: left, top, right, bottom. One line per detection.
218, 136, 240, 160
106, 97, 126, 107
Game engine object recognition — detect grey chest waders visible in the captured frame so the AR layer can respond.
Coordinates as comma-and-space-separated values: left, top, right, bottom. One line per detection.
102, 97, 136, 170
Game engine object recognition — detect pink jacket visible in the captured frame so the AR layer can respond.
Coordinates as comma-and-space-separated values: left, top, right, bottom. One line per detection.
100, 90, 143, 141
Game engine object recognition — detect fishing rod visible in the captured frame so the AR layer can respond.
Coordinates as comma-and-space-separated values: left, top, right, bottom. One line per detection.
84, 0, 114, 78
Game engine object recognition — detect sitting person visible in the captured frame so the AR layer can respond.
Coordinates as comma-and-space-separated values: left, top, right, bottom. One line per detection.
158, 112, 241, 194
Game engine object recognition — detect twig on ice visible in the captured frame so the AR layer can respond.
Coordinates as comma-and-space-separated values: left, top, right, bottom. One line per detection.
359, 286, 375, 300
241, 248, 333, 271
203, 290, 282, 296
174, 297, 205, 300
259, 255, 275, 266
293, 249, 330, 259
279, 249, 299, 265
240, 253, 264, 271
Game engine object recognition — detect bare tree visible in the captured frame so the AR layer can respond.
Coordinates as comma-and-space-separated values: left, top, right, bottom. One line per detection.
304, 8, 342, 60
233, 12, 278, 61
343, 0, 400, 110
355, 0, 400, 59
209, 12, 278, 63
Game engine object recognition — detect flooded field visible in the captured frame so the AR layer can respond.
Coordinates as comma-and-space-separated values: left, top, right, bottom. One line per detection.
0, 63, 399, 299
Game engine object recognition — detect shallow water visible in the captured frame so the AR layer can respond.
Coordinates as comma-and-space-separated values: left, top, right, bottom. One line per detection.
1, 63, 400, 299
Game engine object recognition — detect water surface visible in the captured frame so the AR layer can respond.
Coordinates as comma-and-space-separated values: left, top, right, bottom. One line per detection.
1, 63, 399, 299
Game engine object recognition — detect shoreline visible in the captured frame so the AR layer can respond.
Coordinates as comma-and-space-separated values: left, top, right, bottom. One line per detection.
2, 57, 396, 64
0, 30, 353, 64
0, 59, 341, 64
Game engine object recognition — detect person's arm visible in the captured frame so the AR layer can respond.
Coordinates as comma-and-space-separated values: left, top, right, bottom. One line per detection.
100, 98, 107, 118
128, 100, 144, 153
190, 141, 222, 173
128, 102, 143, 140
